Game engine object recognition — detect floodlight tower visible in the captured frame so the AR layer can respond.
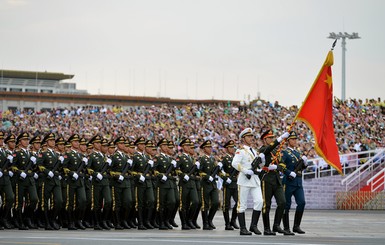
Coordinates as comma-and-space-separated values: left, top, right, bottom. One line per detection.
327, 32, 360, 101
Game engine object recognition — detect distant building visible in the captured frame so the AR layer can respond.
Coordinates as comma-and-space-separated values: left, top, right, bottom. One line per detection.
0, 69, 87, 94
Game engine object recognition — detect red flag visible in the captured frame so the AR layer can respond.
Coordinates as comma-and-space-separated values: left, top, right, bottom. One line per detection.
295, 51, 343, 175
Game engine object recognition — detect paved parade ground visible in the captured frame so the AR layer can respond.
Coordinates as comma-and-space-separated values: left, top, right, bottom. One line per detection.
1, 209, 384, 245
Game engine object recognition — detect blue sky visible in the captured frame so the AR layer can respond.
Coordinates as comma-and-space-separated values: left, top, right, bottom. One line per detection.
1, 0, 384, 106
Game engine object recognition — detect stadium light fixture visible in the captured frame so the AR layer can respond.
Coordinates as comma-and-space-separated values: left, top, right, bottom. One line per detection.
327, 32, 360, 101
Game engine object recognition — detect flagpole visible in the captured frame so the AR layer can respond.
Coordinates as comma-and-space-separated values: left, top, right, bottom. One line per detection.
271, 40, 338, 163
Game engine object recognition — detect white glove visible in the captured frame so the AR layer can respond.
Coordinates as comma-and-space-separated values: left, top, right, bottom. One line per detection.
226, 178, 232, 184
106, 158, 112, 166
72, 172, 79, 180
268, 164, 277, 170
30, 156, 37, 164
148, 160, 154, 167
8, 171, 14, 177
48, 171, 54, 178
82, 157, 88, 165
183, 175, 190, 181
34, 173, 39, 179
0, 171, 3, 178
59, 156, 64, 163
217, 162, 223, 169
171, 160, 177, 168
118, 175, 124, 182
20, 172, 27, 179
243, 169, 254, 176
7, 155, 13, 163
139, 175, 145, 182
277, 132, 290, 142
208, 176, 214, 182
195, 161, 200, 169
302, 156, 308, 166
161, 175, 167, 181
96, 173, 103, 180
127, 159, 133, 166
289, 171, 297, 178
58, 175, 62, 180
89, 176, 93, 181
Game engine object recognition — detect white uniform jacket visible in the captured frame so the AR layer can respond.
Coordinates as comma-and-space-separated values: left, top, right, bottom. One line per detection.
231, 145, 260, 187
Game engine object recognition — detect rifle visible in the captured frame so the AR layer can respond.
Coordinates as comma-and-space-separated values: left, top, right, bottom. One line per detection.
72, 157, 87, 180
117, 159, 133, 183
138, 162, 151, 184
183, 164, 197, 182
288, 158, 305, 180
206, 161, 222, 183
1, 159, 10, 172
225, 167, 238, 185
160, 162, 174, 183
246, 156, 262, 179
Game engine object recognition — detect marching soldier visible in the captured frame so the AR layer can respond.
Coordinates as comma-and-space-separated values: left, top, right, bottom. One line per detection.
198, 140, 220, 230
132, 137, 155, 230
109, 136, 134, 230
259, 129, 290, 235
62, 134, 88, 230
79, 137, 93, 228
4, 134, 16, 228
190, 142, 201, 229
145, 140, 159, 228
37, 133, 63, 230
153, 139, 177, 230
124, 139, 137, 228
55, 136, 68, 228
167, 140, 179, 228
176, 138, 199, 230
0, 131, 15, 229
12, 132, 39, 230
281, 131, 308, 234
220, 140, 239, 230
87, 135, 112, 230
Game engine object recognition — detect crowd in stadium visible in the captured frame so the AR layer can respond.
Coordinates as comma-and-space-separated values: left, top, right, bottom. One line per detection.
1, 97, 384, 158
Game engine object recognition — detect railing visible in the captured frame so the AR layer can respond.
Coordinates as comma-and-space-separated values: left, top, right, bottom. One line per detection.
340, 148, 385, 191
366, 168, 385, 192
302, 148, 385, 184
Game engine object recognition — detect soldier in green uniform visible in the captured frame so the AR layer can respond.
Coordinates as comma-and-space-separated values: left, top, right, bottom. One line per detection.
37, 133, 63, 230
87, 135, 112, 230
123, 139, 137, 228
54, 137, 68, 228
144, 140, 159, 228
12, 132, 39, 230
220, 140, 239, 230
79, 137, 93, 228
175, 138, 199, 230
4, 134, 16, 228
190, 141, 202, 229
153, 138, 177, 230
29, 135, 44, 228
132, 137, 155, 230
0, 131, 15, 229
167, 140, 179, 228
109, 136, 134, 230
100, 138, 115, 229
198, 140, 220, 230
259, 129, 290, 235
62, 134, 87, 230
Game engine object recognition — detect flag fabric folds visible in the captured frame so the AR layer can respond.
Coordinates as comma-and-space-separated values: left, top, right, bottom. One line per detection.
295, 50, 343, 175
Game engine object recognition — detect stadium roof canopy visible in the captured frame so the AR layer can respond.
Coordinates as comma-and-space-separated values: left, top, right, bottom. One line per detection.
0, 69, 74, 81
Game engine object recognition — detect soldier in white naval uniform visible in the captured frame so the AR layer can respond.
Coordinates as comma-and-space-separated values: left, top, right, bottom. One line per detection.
231, 128, 265, 235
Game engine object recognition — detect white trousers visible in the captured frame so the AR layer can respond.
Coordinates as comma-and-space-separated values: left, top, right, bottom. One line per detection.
237, 185, 263, 213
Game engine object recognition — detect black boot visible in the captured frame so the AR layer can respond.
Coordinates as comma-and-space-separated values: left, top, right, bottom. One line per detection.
44, 211, 54, 230
121, 208, 130, 229
207, 208, 217, 229
192, 207, 201, 229
169, 205, 179, 228
137, 209, 147, 230
282, 210, 295, 235
223, 210, 234, 230
249, 210, 262, 235
179, 210, 190, 230
114, 210, 124, 230
51, 208, 61, 230
262, 212, 275, 235
230, 208, 239, 229
293, 211, 305, 234
67, 211, 77, 230
158, 210, 168, 230
163, 209, 173, 229
144, 209, 154, 229
202, 210, 212, 230
93, 210, 103, 230
238, 212, 251, 235
273, 208, 287, 234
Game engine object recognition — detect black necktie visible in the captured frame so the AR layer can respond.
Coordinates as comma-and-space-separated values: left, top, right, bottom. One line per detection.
250, 147, 255, 157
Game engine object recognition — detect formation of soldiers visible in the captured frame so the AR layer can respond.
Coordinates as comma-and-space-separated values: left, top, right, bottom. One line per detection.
0, 128, 308, 236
